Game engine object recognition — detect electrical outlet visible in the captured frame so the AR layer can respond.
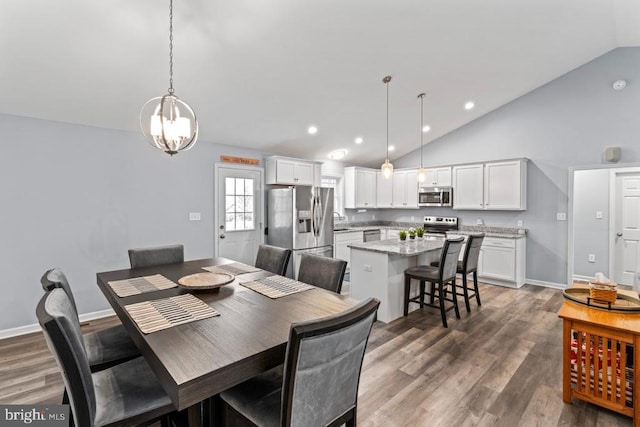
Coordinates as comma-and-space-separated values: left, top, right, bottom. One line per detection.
372, 214, 376, 220
517, 220, 523, 227
596, 211, 603, 219
476, 219, 483, 225
557, 213, 567, 221
588, 254, 596, 263
189, 212, 201, 221
410, 216, 415, 222
363, 264, 372, 272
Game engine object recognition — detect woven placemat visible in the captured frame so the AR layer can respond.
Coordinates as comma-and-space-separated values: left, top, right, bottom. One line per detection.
124, 294, 219, 334
203, 262, 261, 276
108, 274, 177, 297
240, 275, 314, 299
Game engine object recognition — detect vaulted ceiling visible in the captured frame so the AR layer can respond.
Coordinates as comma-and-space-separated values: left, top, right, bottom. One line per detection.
2, 0, 639, 166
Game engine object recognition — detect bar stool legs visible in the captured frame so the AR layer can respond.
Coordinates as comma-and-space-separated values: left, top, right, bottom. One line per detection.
473, 271, 481, 306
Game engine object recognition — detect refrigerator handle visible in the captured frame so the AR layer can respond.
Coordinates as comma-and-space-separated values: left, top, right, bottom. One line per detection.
313, 195, 322, 237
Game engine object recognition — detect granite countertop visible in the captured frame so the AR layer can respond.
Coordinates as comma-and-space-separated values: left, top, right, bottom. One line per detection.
334, 221, 527, 239
348, 236, 445, 257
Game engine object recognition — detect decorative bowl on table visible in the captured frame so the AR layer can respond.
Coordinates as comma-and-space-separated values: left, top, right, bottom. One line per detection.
178, 272, 235, 291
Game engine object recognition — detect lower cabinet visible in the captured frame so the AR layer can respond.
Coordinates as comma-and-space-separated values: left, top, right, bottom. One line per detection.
334, 231, 364, 268
477, 236, 526, 288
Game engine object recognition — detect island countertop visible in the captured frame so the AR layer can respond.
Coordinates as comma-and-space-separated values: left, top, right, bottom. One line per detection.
348, 236, 445, 257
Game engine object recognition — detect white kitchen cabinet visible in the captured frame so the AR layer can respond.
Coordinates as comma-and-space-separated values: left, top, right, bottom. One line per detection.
452, 164, 484, 209
424, 167, 452, 187
376, 172, 393, 208
484, 160, 527, 210
477, 236, 526, 288
453, 159, 527, 211
392, 170, 418, 209
344, 167, 377, 209
334, 231, 364, 268
265, 156, 319, 186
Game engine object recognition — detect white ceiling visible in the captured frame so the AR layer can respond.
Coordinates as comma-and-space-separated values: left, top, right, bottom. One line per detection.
1, 0, 639, 167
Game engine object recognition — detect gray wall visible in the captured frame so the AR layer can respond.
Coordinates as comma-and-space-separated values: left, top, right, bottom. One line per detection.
389, 47, 640, 285
1, 113, 268, 331
572, 169, 610, 278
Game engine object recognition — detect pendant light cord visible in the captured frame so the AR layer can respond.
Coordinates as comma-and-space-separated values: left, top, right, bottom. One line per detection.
386, 78, 390, 159
168, 0, 174, 94
419, 93, 424, 168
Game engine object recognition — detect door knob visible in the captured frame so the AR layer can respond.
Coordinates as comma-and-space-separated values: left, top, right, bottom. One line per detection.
617, 232, 623, 237
220, 234, 226, 239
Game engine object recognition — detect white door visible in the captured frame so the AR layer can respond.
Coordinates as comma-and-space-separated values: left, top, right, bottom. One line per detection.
614, 173, 640, 285
216, 166, 263, 265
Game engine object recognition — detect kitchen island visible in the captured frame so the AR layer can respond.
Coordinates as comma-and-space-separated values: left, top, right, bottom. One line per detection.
348, 236, 446, 323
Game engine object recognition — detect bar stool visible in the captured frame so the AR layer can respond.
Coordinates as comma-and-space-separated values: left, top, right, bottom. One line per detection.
431, 233, 485, 312
403, 237, 464, 327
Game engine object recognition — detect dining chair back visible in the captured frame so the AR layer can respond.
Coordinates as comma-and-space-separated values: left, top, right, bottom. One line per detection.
255, 244, 292, 276
462, 233, 484, 273
128, 244, 184, 269
40, 268, 140, 372
37, 288, 96, 426
297, 253, 347, 293
220, 298, 379, 427
37, 289, 174, 427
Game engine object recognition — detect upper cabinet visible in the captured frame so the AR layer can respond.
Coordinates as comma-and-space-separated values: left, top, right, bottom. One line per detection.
453, 159, 527, 210
376, 172, 393, 208
345, 167, 377, 209
265, 156, 320, 186
423, 167, 452, 187
392, 170, 418, 209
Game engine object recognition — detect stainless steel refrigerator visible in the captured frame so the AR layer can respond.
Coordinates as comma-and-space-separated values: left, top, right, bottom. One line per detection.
267, 186, 334, 278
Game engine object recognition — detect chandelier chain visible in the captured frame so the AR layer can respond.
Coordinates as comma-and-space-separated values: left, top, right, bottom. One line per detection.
168, 0, 174, 94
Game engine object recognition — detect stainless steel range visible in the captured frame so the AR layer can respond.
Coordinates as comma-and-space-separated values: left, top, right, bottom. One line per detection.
423, 216, 458, 236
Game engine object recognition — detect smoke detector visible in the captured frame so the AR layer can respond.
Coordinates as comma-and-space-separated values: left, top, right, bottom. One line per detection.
612, 80, 627, 91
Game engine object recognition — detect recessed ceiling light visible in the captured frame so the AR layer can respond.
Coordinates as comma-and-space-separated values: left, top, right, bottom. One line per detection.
464, 101, 475, 110
355, 137, 363, 144
388, 145, 395, 152
307, 125, 318, 135
422, 125, 431, 133
328, 149, 347, 160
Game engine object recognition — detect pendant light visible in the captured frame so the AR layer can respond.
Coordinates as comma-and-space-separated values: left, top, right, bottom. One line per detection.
381, 76, 394, 179
140, 0, 198, 156
417, 93, 427, 183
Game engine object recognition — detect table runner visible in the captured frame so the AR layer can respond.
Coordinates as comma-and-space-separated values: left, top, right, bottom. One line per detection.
108, 274, 177, 297
240, 275, 314, 299
202, 262, 261, 276
124, 294, 219, 334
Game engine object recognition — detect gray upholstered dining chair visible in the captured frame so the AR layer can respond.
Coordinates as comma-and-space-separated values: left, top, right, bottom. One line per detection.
431, 233, 485, 312
220, 297, 379, 427
37, 288, 175, 427
403, 237, 464, 328
255, 244, 292, 276
128, 243, 184, 269
41, 268, 139, 371
297, 253, 347, 294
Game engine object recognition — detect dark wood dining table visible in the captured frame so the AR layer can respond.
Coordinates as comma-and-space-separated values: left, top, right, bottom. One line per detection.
96, 257, 359, 423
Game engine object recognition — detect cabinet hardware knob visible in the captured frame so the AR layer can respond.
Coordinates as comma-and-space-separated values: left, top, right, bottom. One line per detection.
617, 232, 623, 237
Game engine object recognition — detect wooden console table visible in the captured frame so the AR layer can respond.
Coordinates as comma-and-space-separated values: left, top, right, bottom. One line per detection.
559, 296, 640, 426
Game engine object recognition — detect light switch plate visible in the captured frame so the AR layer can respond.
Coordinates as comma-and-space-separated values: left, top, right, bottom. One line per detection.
189, 212, 201, 221
596, 211, 603, 219
588, 254, 596, 263
363, 264, 372, 272
517, 220, 523, 227
557, 213, 567, 221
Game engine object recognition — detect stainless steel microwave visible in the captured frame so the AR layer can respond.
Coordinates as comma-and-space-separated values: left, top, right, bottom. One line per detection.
418, 187, 453, 207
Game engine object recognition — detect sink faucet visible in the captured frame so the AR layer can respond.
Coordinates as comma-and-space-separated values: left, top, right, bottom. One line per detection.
333, 211, 345, 220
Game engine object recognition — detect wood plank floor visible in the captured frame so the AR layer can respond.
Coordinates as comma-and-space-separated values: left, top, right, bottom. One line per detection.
0, 283, 633, 426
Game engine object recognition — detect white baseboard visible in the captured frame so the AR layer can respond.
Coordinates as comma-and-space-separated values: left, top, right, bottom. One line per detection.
0, 308, 116, 340
573, 274, 594, 283
525, 278, 567, 290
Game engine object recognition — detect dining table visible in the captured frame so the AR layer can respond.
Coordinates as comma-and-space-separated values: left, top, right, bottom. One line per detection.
96, 257, 359, 426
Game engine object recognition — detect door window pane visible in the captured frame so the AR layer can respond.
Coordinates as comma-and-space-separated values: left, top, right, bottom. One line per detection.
224, 178, 255, 231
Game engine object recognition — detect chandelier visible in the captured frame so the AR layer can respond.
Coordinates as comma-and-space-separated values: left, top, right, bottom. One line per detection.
140, 0, 198, 155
